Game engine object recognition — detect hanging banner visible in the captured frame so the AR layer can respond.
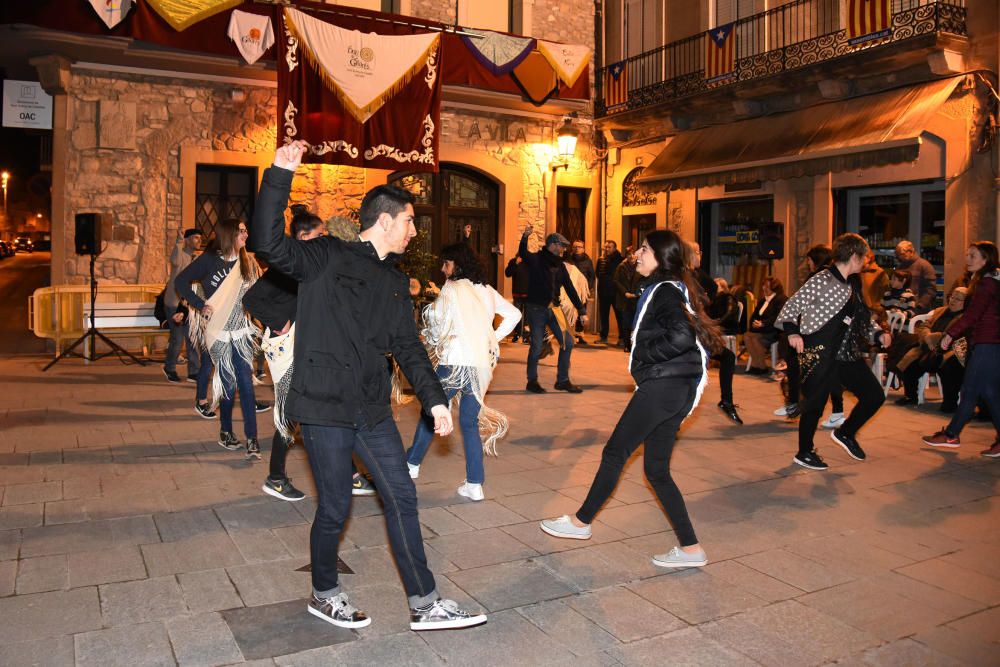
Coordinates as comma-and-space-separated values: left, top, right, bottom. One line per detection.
510, 51, 559, 106
278, 6, 442, 171
847, 0, 892, 45
146, 0, 241, 32
536, 40, 591, 88
461, 29, 535, 77
227, 10, 274, 64
88, 0, 134, 29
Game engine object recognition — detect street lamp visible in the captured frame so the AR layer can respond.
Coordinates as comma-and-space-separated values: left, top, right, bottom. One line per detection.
1, 171, 8, 217
551, 117, 579, 172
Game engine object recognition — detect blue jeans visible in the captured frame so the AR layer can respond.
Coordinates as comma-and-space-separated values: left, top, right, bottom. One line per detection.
406, 366, 484, 484
197, 345, 257, 439
301, 416, 438, 607
526, 303, 573, 384
946, 343, 1000, 438
164, 317, 200, 377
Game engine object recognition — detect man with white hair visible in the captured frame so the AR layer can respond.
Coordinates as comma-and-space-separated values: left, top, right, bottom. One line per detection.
894, 240, 937, 314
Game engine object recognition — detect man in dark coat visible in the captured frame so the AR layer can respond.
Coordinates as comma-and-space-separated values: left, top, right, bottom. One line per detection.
596, 240, 624, 344
569, 240, 596, 345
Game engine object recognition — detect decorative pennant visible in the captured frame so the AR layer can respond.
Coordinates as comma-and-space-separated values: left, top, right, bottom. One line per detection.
278, 7, 443, 172
88, 0, 134, 29
284, 6, 440, 124
146, 0, 242, 32
227, 10, 274, 65
510, 51, 559, 106
536, 40, 591, 87
460, 29, 535, 77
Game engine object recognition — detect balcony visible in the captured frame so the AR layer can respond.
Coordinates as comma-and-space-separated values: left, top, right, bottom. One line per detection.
596, 0, 967, 125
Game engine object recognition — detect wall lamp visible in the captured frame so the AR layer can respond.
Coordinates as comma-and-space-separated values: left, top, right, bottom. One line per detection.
551, 116, 579, 172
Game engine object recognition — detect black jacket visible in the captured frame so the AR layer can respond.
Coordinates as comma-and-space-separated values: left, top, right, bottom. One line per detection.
518, 234, 585, 312
630, 280, 705, 385
250, 167, 446, 428
570, 252, 596, 288
614, 261, 641, 312
596, 250, 623, 295
749, 293, 788, 334
243, 268, 298, 335
504, 256, 530, 297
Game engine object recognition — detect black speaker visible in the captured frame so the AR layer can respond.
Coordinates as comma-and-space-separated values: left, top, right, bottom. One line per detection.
75, 213, 101, 255
758, 222, 784, 260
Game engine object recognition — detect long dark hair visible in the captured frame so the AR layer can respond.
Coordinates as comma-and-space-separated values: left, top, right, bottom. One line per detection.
440, 242, 486, 285
967, 241, 999, 307
207, 218, 255, 282
643, 230, 724, 354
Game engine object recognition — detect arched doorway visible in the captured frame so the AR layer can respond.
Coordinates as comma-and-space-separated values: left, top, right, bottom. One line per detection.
389, 165, 500, 287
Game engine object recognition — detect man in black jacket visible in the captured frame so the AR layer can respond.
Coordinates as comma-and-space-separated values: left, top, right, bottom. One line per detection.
519, 229, 588, 393
570, 240, 596, 345
596, 240, 624, 344
251, 141, 485, 632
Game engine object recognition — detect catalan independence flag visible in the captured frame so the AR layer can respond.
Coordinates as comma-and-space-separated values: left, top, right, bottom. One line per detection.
847, 0, 891, 45
604, 60, 628, 109
705, 22, 735, 82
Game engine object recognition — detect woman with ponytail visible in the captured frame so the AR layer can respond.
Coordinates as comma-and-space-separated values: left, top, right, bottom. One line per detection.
541, 230, 721, 568
177, 218, 262, 459
405, 243, 521, 501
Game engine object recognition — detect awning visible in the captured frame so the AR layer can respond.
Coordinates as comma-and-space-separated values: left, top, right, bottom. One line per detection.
638, 77, 963, 191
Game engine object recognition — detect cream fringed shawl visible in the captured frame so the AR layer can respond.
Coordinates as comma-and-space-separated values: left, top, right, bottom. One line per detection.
421, 278, 507, 455
261, 324, 295, 439
189, 263, 261, 410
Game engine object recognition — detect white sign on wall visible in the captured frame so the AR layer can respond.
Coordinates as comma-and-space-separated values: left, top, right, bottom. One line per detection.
3, 80, 53, 130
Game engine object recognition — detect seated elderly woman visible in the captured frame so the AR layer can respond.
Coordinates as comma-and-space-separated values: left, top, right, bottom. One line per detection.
744, 277, 787, 374
892, 287, 968, 411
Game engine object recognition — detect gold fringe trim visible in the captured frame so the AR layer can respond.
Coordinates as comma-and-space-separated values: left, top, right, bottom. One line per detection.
148, 0, 243, 32
284, 8, 440, 124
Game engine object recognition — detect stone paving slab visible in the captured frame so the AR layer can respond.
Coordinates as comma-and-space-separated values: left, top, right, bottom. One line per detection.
222, 599, 355, 660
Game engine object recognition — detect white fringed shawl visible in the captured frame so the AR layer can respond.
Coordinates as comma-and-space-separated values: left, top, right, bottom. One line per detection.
421, 278, 508, 455
189, 263, 260, 410
261, 324, 295, 439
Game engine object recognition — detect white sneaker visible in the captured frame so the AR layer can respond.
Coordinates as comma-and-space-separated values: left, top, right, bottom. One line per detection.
407, 462, 420, 479
652, 546, 708, 568
539, 515, 592, 540
821, 412, 846, 429
457, 481, 484, 501
773, 405, 790, 416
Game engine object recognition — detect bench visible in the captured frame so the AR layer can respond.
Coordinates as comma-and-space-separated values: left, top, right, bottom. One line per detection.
81, 302, 167, 361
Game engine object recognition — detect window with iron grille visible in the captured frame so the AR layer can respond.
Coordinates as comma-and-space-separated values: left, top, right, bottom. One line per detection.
194, 165, 257, 243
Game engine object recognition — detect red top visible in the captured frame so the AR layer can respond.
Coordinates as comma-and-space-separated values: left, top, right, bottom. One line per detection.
947, 274, 1000, 345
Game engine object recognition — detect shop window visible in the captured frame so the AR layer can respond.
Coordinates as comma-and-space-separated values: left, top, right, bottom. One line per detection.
194, 165, 257, 243
557, 187, 590, 246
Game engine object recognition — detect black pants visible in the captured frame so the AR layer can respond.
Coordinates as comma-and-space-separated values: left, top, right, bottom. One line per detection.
512, 297, 527, 338
269, 432, 291, 480
577, 378, 699, 546
712, 349, 734, 403
781, 338, 841, 412
903, 356, 963, 407
598, 291, 621, 340
798, 358, 884, 456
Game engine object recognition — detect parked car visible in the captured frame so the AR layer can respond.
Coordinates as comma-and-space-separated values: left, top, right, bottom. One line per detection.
33, 238, 51, 251
14, 237, 33, 253
0, 241, 10, 258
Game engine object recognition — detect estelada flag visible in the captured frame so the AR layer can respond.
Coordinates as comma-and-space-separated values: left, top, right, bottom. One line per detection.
847, 0, 891, 45
604, 60, 627, 110
705, 22, 735, 82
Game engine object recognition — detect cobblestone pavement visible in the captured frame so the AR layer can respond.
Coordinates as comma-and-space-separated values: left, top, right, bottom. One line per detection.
0, 341, 997, 666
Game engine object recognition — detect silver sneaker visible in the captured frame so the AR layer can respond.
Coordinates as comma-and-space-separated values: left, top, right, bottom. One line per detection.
245, 438, 261, 461
218, 431, 240, 451
307, 592, 371, 629
410, 598, 486, 631
539, 515, 592, 540
652, 546, 708, 568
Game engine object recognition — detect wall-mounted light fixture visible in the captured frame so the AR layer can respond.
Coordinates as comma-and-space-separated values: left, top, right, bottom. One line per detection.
551, 116, 579, 172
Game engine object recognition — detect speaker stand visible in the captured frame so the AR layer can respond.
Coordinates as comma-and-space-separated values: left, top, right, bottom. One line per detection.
43, 254, 146, 372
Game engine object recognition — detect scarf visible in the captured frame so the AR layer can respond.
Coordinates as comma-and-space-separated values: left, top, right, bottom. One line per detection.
189, 262, 260, 410
261, 324, 295, 440
421, 279, 507, 455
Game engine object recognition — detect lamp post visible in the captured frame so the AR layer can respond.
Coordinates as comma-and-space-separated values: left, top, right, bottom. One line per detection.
551, 117, 579, 172
1, 171, 8, 219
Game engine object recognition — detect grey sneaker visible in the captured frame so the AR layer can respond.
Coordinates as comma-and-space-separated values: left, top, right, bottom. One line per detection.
351, 473, 376, 496
218, 431, 240, 451
539, 515, 592, 540
652, 546, 708, 568
308, 592, 370, 629
410, 598, 486, 631
245, 438, 261, 461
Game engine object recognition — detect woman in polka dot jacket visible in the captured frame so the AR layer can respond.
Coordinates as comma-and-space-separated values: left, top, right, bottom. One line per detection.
776, 233, 892, 471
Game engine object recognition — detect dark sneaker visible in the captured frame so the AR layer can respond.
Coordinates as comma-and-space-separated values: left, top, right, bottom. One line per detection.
245, 438, 261, 461
597, 337, 608, 344
831, 429, 866, 461
218, 431, 241, 451
894, 396, 917, 406
575, 336, 589, 346
254, 401, 271, 413
784, 403, 801, 419
162, 367, 181, 383
525, 380, 546, 394
981, 440, 1000, 458
186, 374, 198, 384
718, 401, 743, 425
351, 473, 376, 496
410, 598, 486, 631
923, 429, 960, 448
195, 402, 216, 419
262, 476, 305, 501
553, 381, 583, 393
308, 592, 371, 629
793, 450, 828, 470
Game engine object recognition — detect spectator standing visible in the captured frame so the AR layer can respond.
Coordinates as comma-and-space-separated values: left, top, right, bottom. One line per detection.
614, 250, 640, 352
895, 240, 937, 314
860, 249, 889, 314
504, 255, 530, 343
596, 240, 624, 344
163, 228, 202, 383
570, 240, 596, 345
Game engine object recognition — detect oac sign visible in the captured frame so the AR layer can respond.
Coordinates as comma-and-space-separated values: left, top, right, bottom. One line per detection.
3, 80, 53, 130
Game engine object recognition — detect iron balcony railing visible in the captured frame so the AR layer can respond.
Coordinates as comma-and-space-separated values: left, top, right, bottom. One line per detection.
597, 0, 967, 117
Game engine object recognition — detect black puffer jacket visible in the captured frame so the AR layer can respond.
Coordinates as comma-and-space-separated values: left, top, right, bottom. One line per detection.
250, 167, 446, 428
629, 280, 706, 385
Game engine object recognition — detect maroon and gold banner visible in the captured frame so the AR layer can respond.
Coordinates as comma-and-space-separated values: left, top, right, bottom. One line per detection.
278, 5, 442, 171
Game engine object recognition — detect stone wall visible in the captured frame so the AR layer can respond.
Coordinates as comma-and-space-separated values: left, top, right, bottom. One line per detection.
530, 0, 594, 48
409, 0, 455, 25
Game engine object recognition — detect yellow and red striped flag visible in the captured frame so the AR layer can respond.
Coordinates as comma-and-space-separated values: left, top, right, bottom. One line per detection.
847, 0, 891, 44
705, 22, 735, 82
604, 60, 628, 110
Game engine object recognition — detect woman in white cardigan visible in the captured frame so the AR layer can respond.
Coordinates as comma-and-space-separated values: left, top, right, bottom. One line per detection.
406, 243, 521, 501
